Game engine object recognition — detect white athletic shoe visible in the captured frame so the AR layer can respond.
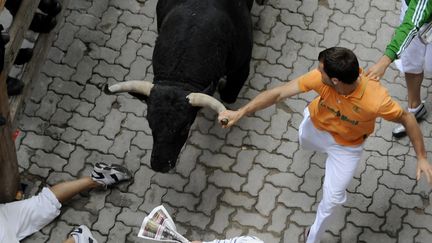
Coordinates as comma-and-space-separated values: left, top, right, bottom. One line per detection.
392, 102, 427, 138
91, 162, 132, 187
70, 225, 98, 243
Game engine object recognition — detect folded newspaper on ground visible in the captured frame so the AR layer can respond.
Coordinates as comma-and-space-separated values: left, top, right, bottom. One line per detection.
419, 21, 432, 44
138, 205, 191, 243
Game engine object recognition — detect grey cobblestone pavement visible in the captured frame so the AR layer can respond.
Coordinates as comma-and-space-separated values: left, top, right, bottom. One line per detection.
13, 0, 432, 242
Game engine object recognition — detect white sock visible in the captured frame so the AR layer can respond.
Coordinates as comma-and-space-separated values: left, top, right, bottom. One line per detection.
408, 103, 423, 113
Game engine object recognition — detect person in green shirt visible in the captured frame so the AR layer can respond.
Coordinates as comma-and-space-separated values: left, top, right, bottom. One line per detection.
366, 0, 432, 138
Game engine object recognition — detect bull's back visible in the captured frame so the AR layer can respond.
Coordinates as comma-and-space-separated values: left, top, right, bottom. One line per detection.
153, 0, 252, 90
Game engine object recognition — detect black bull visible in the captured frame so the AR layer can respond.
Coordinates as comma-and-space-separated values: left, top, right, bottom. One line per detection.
107, 0, 262, 172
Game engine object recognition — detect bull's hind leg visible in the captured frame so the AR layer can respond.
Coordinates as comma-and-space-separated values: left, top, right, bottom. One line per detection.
219, 60, 250, 104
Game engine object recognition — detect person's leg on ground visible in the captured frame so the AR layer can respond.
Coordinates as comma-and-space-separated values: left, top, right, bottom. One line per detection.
51, 162, 132, 204
306, 144, 362, 243
405, 72, 424, 109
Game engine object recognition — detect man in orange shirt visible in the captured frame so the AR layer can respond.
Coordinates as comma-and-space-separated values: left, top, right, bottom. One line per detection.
218, 47, 432, 243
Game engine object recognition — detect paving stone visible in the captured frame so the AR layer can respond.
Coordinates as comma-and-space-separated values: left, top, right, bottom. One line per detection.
94, 60, 129, 80
382, 204, 405, 237
197, 184, 223, 215
347, 208, 385, 231
80, 84, 101, 103
53, 141, 75, 158
176, 145, 202, 177
117, 207, 146, 227
332, 11, 364, 30
22, 131, 58, 151
47, 46, 65, 63
130, 131, 153, 150
88, 0, 109, 18
176, 207, 211, 230
231, 150, 258, 176
300, 164, 324, 197
163, 189, 199, 211
119, 11, 152, 30
110, 0, 141, 13
208, 169, 246, 191
344, 192, 372, 213
361, 6, 385, 34
35, 91, 60, 120
98, 7, 121, 34
42, 60, 75, 80
290, 209, 316, 226
189, 131, 225, 152
106, 189, 143, 211
357, 165, 381, 196
200, 151, 235, 171
59, 126, 81, 144
59, 208, 97, 227
117, 95, 147, 117
67, 0, 91, 10
266, 171, 303, 191
50, 78, 84, 98
76, 26, 110, 46
379, 171, 416, 193
279, 188, 315, 211
256, 183, 280, 215
122, 113, 151, 133
106, 222, 131, 243
106, 23, 132, 50
358, 228, 395, 243
267, 205, 291, 233
109, 129, 135, 158
68, 113, 104, 134
99, 109, 126, 139
266, 22, 290, 51
139, 184, 167, 213
242, 164, 268, 196
90, 94, 117, 120
54, 22, 79, 51
77, 131, 113, 153
368, 185, 395, 216
391, 190, 424, 209
233, 208, 268, 229
116, 39, 140, 67
371, 0, 396, 11
282, 223, 303, 243
152, 172, 189, 192
71, 56, 99, 85
209, 205, 235, 234
184, 164, 208, 196
89, 44, 119, 64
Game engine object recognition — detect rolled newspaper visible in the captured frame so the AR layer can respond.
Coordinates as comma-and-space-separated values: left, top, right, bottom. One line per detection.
138, 205, 190, 243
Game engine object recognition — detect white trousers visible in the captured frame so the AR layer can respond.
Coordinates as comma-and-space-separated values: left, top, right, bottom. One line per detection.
0, 187, 61, 242
299, 108, 363, 243
395, 1, 432, 75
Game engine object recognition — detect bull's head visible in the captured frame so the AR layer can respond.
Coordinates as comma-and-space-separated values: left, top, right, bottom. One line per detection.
108, 81, 226, 173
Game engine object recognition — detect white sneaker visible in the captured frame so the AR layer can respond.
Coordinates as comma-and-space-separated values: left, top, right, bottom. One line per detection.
91, 162, 132, 187
392, 103, 427, 138
70, 225, 98, 243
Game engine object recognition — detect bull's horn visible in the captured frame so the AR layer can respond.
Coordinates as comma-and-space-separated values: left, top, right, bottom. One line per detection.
187, 93, 229, 125
108, 81, 154, 96
187, 93, 227, 113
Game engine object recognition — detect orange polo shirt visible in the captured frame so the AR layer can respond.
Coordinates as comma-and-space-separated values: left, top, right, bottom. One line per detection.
298, 69, 404, 146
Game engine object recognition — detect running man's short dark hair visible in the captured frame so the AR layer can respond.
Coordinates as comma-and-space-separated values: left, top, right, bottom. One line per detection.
318, 47, 359, 84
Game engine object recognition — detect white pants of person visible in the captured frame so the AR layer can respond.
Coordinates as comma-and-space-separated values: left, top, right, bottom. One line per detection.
395, 1, 432, 75
299, 108, 363, 243
0, 187, 61, 242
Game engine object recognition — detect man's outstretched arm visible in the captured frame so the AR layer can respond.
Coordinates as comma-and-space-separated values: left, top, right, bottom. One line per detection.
218, 78, 302, 128
394, 110, 432, 183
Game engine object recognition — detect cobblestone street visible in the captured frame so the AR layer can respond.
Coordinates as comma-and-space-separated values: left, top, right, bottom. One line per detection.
13, 0, 432, 242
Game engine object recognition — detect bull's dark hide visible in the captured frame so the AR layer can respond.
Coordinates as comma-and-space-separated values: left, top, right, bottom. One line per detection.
123, 0, 257, 172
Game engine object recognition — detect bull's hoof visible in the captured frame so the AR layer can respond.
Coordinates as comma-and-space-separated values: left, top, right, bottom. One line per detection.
255, 0, 268, 5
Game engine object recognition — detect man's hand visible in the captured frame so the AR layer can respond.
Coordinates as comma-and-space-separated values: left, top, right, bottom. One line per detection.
218, 109, 244, 128
366, 55, 392, 80
417, 158, 432, 184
